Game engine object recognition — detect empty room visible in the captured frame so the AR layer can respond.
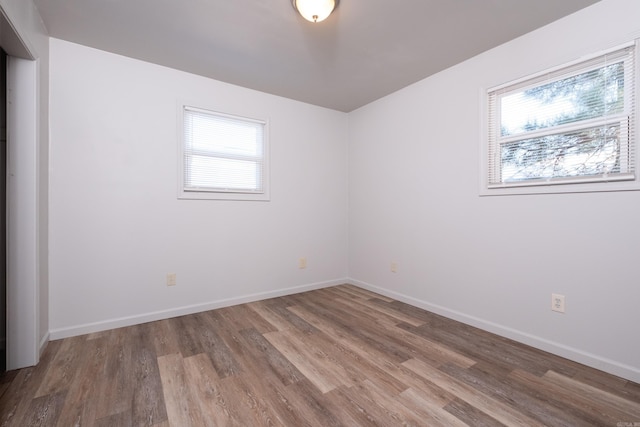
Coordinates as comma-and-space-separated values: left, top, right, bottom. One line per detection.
1, 0, 640, 425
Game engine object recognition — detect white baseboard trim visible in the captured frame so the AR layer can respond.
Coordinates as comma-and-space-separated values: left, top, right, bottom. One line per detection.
49, 278, 347, 340
348, 278, 640, 384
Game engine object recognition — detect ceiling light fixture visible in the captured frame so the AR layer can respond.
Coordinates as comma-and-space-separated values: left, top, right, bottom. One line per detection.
292, 0, 339, 23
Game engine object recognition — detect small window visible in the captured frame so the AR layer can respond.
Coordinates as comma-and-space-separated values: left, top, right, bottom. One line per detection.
179, 106, 269, 200
484, 42, 637, 194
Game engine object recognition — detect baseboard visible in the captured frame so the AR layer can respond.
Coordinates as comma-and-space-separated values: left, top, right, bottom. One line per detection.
39, 332, 50, 357
348, 278, 640, 384
49, 278, 347, 340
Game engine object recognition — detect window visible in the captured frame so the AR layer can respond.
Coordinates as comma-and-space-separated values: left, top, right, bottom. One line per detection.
484, 42, 637, 194
180, 106, 269, 200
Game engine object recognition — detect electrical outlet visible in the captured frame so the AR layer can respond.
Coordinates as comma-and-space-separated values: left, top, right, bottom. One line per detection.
551, 293, 565, 313
391, 262, 397, 273
299, 257, 307, 269
167, 273, 177, 286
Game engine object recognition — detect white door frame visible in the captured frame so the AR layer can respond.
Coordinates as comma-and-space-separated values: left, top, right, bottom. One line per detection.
0, 3, 41, 370
6, 55, 39, 370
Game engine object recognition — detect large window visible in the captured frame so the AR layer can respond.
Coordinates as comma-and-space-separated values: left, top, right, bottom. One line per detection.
180, 106, 269, 200
485, 42, 637, 194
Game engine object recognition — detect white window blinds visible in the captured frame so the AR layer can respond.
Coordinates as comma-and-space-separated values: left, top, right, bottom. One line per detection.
487, 43, 636, 189
183, 107, 266, 195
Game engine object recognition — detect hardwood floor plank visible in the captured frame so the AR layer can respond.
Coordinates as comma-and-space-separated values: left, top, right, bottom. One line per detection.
509, 368, 631, 426
443, 398, 505, 427
157, 353, 208, 427
22, 390, 66, 427
366, 377, 459, 425
572, 368, 640, 402
94, 410, 133, 427
399, 387, 469, 427
344, 379, 419, 425
264, 300, 319, 335
214, 305, 260, 332
264, 330, 345, 393
246, 300, 294, 331
148, 319, 181, 357
172, 315, 207, 358
385, 299, 454, 324
2, 284, 638, 426
328, 296, 476, 369
301, 294, 449, 366
54, 336, 107, 426
207, 309, 319, 423
315, 286, 424, 327
392, 364, 457, 407
282, 326, 365, 385
339, 284, 395, 302
34, 335, 85, 398
181, 353, 236, 426
94, 327, 135, 419
131, 323, 168, 426
215, 375, 286, 426
238, 327, 304, 387
200, 328, 310, 426
277, 324, 370, 386
278, 380, 353, 427
289, 294, 413, 363
440, 362, 587, 427
195, 311, 243, 378
626, 380, 640, 396
0, 340, 62, 426
324, 385, 391, 426
543, 369, 640, 419
86, 329, 111, 341
1, 368, 41, 426
399, 329, 477, 369
0, 384, 8, 405
342, 296, 426, 327
399, 320, 577, 378
329, 294, 408, 329
286, 304, 409, 394
237, 304, 280, 334
403, 357, 545, 426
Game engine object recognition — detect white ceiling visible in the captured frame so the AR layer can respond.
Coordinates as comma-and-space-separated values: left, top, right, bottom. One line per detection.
34, 0, 600, 112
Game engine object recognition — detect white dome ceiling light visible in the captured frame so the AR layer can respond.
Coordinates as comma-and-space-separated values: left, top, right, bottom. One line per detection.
292, 0, 339, 23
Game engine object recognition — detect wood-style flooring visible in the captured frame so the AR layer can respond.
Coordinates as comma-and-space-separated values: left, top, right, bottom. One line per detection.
1, 284, 639, 426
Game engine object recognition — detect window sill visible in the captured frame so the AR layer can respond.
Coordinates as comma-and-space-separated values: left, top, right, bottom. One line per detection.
479, 178, 640, 196
178, 189, 270, 201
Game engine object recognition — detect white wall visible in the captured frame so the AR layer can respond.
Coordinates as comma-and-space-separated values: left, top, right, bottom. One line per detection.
48, 39, 348, 337
348, 0, 640, 382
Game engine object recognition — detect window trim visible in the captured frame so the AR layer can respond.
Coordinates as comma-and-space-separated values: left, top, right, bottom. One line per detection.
178, 104, 270, 201
480, 41, 640, 196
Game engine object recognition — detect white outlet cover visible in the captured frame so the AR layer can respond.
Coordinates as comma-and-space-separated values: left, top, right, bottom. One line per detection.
551, 293, 565, 313
167, 273, 177, 286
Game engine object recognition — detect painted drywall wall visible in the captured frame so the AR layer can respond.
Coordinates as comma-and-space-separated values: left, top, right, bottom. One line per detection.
0, 0, 49, 369
48, 39, 348, 337
348, 0, 640, 382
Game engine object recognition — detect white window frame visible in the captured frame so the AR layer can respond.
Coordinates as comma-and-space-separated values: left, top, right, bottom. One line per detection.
178, 105, 270, 201
480, 41, 640, 196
